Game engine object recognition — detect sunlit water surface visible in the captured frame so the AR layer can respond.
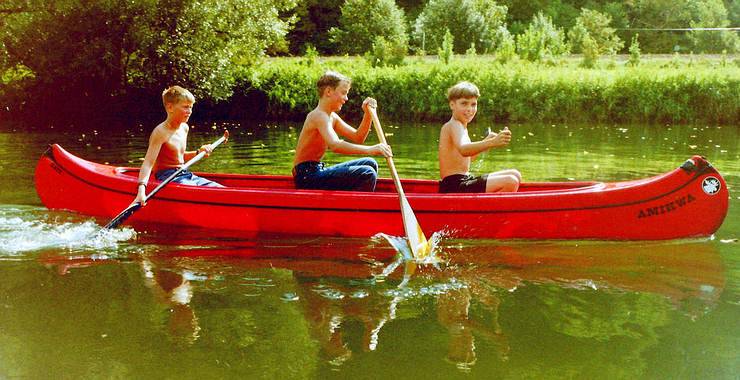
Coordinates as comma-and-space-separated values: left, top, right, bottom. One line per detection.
0, 120, 737, 379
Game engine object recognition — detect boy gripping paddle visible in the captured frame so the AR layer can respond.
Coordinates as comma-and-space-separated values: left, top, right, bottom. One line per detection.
292, 70, 392, 191
132, 86, 223, 207
439, 81, 521, 193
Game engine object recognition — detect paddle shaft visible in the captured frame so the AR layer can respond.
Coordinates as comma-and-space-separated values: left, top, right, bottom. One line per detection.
368, 108, 428, 257
103, 131, 228, 229
143, 133, 227, 202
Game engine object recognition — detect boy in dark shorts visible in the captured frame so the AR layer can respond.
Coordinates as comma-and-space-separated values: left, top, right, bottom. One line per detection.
438, 81, 521, 193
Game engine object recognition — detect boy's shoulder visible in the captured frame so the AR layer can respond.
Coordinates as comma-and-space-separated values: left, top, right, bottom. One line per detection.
305, 108, 333, 126
441, 118, 465, 132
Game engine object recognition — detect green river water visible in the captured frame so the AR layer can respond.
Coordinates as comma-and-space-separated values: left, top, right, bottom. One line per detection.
0, 119, 737, 379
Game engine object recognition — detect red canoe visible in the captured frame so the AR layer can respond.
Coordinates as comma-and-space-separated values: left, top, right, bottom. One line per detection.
35, 144, 728, 240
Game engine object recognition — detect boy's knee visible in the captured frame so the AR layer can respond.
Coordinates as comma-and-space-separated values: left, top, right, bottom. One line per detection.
504, 175, 520, 191
356, 165, 378, 191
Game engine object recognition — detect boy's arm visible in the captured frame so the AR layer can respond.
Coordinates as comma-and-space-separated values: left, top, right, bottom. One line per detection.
333, 98, 375, 143
133, 129, 166, 205
316, 112, 391, 157
454, 125, 511, 157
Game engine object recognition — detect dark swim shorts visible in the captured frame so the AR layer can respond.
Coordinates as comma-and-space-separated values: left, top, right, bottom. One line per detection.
439, 174, 488, 193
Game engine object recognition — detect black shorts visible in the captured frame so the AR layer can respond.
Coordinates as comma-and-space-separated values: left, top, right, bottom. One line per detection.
439, 174, 488, 193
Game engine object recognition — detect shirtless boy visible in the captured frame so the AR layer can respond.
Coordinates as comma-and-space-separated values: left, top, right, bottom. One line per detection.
438, 81, 521, 193
292, 70, 392, 191
132, 86, 222, 206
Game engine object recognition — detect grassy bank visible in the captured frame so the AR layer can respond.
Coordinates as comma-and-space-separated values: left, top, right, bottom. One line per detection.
247, 54, 740, 125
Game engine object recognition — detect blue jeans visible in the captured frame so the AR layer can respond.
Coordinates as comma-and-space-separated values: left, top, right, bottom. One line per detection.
155, 169, 224, 187
293, 158, 378, 191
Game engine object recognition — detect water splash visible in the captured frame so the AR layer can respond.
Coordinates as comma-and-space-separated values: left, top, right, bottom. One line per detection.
0, 206, 135, 256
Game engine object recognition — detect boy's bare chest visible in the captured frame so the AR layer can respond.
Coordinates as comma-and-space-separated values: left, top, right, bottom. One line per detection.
163, 129, 187, 152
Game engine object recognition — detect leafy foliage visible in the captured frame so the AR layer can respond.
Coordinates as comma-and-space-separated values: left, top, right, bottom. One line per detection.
569, 9, 623, 56
1, 0, 297, 103
438, 30, 454, 64
412, 0, 507, 54
365, 36, 407, 67
516, 12, 570, 62
247, 56, 740, 124
628, 35, 642, 67
329, 0, 408, 55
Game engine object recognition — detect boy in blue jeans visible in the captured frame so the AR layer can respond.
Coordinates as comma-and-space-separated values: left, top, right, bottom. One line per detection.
292, 71, 392, 191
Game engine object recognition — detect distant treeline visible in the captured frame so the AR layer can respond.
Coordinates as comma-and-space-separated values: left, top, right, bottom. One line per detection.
1, 0, 738, 126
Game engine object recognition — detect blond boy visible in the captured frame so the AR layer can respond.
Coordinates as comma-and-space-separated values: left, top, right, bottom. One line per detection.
439, 81, 521, 193
133, 86, 222, 206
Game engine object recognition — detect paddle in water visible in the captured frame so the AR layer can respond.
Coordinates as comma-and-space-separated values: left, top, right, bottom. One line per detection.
368, 107, 429, 258
104, 130, 229, 229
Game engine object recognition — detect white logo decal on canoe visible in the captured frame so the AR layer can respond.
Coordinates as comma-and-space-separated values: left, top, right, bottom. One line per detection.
701, 177, 721, 195
637, 193, 695, 219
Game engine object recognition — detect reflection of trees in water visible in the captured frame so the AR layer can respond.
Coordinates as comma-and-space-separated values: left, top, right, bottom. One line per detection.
30, 237, 726, 377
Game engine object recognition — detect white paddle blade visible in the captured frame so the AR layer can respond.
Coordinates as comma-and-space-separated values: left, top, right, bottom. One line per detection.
400, 197, 429, 258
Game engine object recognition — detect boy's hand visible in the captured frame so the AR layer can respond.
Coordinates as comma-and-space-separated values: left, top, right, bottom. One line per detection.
487, 127, 511, 148
362, 97, 378, 114
372, 143, 393, 158
197, 144, 214, 157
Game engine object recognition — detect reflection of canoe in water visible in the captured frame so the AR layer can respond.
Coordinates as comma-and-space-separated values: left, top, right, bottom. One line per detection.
40, 239, 725, 307
35, 144, 728, 240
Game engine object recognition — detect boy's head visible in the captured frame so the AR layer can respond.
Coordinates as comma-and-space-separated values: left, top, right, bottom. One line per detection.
162, 86, 195, 108
317, 71, 351, 98
447, 81, 480, 102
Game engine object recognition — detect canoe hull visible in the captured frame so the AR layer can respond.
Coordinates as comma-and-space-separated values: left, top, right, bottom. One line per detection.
35, 145, 728, 240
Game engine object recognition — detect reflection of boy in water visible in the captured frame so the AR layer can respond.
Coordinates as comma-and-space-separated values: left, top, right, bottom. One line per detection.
141, 259, 201, 345
436, 284, 510, 371
297, 279, 397, 366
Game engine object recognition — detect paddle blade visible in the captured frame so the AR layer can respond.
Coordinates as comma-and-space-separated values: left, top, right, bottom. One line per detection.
400, 197, 429, 258
104, 203, 142, 229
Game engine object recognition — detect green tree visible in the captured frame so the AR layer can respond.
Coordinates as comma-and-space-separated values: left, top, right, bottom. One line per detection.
493, 26, 517, 64
628, 34, 641, 67
569, 9, 624, 55
438, 29, 454, 64
688, 0, 739, 53
516, 12, 570, 62
285, 0, 343, 55
1, 0, 297, 103
412, 0, 507, 54
329, 0, 408, 55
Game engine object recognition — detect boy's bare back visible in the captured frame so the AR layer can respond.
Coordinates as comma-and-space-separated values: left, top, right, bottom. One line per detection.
293, 108, 334, 165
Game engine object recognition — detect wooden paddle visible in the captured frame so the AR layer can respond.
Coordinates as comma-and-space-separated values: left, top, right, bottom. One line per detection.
368, 107, 429, 258
104, 130, 229, 229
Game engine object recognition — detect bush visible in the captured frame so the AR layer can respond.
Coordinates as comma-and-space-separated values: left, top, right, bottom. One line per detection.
329, 0, 408, 55
244, 56, 740, 125
365, 36, 407, 67
412, 0, 506, 54
516, 12, 570, 62
568, 9, 623, 56
438, 30, 454, 64
628, 34, 641, 67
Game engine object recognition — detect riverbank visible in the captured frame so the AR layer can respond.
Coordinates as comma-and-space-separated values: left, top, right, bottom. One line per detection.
2, 54, 738, 128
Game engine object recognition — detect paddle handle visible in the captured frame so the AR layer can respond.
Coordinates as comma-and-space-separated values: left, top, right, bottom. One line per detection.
368, 108, 405, 197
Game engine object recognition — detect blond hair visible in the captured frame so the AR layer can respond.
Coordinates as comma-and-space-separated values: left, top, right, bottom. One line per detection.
317, 70, 351, 97
162, 86, 195, 107
447, 81, 480, 101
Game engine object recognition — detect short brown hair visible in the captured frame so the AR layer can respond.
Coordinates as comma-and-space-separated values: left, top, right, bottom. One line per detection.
447, 81, 480, 101
317, 70, 351, 97
162, 86, 195, 107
